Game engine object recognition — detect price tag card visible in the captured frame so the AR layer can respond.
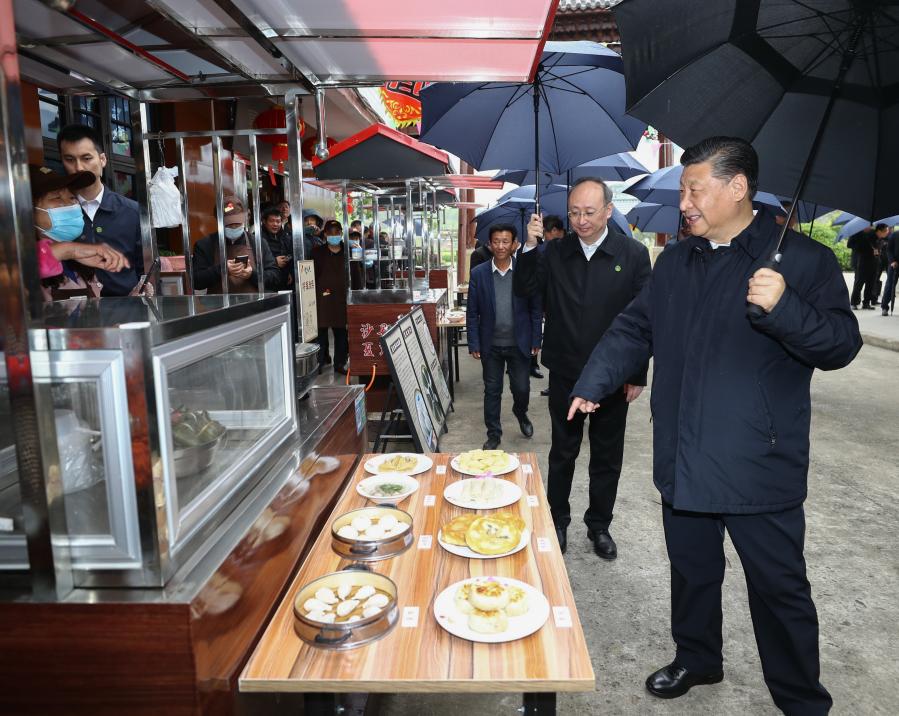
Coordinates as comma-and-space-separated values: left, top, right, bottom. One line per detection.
536, 537, 551, 553
402, 606, 420, 628
553, 606, 573, 628
436, 465, 447, 475
417, 535, 433, 550
527, 495, 539, 507
423, 495, 436, 507
522, 464, 533, 475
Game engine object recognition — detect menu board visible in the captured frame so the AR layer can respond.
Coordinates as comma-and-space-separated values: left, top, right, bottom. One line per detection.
381, 321, 438, 452
398, 315, 446, 436
296, 260, 318, 343
410, 307, 452, 414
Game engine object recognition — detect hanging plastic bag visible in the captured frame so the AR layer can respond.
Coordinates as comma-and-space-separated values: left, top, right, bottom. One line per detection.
149, 166, 183, 228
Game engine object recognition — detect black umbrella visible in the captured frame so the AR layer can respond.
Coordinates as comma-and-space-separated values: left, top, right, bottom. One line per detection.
614, 0, 899, 314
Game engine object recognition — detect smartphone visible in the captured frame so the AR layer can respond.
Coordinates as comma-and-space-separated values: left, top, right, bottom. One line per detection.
132, 257, 159, 295
235, 255, 250, 265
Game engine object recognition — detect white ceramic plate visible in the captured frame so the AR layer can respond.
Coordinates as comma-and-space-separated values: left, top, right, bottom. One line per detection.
450, 451, 520, 477
357, 473, 420, 504
437, 528, 530, 560
364, 452, 433, 476
444, 310, 465, 321
433, 577, 550, 643
443, 478, 522, 510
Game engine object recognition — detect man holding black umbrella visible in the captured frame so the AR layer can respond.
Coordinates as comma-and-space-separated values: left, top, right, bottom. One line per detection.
515, 177, 651, 559
569, 138, 861, 714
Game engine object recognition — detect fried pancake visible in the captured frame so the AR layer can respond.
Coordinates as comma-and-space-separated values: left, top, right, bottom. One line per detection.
441, 514, 479, 546
465, 516, 521, 556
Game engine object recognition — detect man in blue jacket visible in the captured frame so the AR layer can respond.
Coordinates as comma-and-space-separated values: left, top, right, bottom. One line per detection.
58, 124, 143, 296
569, 137, 861, 714
467, 224, 542, 450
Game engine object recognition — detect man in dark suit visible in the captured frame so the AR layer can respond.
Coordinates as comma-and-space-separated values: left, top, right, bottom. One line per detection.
467, 224, 542, 450
514, 177, 651, 558
881, 228, 899, 315
569, 137, 861, 711
848, 224, 887, 309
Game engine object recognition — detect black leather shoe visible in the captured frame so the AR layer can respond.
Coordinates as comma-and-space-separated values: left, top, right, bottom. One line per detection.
483, 436, 501, 450
862, 304, 876, 310
587, 529, 617, 560
555, 526, 567, 554
883, 308, 890, 316
645, 663, 723, 699
517, 415, 534, 438
530, 367, 544, 379
540, 388, 550, 397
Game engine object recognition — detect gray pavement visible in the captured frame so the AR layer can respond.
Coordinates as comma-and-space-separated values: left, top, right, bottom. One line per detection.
380, 339, 898, 716
842, 273, 899, 351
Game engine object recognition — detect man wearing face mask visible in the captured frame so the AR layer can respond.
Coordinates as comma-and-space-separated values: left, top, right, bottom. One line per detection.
311, 220, 363, 372
57, 124, 143, 296
192, 196, 280, 294
29, 164, 130, 300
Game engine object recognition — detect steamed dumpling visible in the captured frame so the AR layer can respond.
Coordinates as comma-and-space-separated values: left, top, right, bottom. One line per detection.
337, 583, 353, 600
307, 610, 336, 623
303, 597, 331, 613
364, 523, 386, 540
364, 593, 390, 610
378, 514, 398, 531
354, 585, 375, 601
315, 587, 338, 605
337, 525, 359, 540
362, 606, 382, 619
351, 516, 372, 532
336, 599, 360, 617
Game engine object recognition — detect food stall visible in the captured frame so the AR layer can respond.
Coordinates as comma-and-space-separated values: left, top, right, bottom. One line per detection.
0, 0, 568, 713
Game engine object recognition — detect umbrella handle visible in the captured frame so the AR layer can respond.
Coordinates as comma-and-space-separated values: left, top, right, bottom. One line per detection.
747, 253, 782, 320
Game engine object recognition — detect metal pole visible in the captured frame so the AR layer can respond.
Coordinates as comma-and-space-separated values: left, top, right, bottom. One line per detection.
342, 180, 352, 297
0, 0, 72, 598
389, 196, 396, 288
405, 181, 414, 298
174, 137, 194, 294
433, 189, 440, 267
373, 194, 381, 290
420, 180, 429, 281
248, 133, 264, 292
285, 89, 310, 340
314, 87, 329, 159
133, 101, 157, 279
212, 134, 228, 294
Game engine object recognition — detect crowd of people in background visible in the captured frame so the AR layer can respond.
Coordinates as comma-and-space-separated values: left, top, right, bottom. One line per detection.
847, 222, 898, 315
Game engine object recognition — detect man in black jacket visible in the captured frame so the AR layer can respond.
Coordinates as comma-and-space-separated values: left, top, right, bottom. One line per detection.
261, 205, 293, 290
881, 229, 899, 315
514, 177, 651, 559
848, 224, 887, 309
569, 137, 861, 713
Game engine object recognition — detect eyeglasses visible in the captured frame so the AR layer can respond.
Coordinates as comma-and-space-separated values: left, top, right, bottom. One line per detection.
567, 206, 608, 221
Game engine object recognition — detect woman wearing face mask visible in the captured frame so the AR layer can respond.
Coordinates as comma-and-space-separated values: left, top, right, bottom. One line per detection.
29, 165, 130, 300
311, 220, 363, 373
192, 195, 280, 294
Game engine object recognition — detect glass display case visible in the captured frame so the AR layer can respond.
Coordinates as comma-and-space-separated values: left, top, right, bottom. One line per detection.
2, 293, 297, 588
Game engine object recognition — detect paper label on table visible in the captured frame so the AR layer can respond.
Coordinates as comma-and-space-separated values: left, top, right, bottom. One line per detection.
527, 495, 539, 507
553, 606, 573, 628
423, 494, 436, 507
0, 517, 13, 533
436, 465, 447, 475
537, 537, 551, 552
401, 606, 420, 628
417, 535, 433, 550
522, 464, 533, 475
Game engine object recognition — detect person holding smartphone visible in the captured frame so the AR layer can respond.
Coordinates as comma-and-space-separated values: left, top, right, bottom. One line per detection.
192, 196, 280, 294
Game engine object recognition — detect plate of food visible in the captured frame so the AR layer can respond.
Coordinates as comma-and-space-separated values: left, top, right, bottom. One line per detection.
438, 512, 529, 559
451, 449, 519, 477
364, 452, 433, 476
443, 476, 522, 510
433, 576, 549, 643
444, 309, 465, 322
357, 472, 419, 504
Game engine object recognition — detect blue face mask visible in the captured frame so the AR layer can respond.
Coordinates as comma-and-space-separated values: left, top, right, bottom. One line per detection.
224, 226, 244, 240
36, 204, 85, 242
326, 235, 342, 246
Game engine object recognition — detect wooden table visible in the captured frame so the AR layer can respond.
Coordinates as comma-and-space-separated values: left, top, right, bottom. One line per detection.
240, 453, 594, 714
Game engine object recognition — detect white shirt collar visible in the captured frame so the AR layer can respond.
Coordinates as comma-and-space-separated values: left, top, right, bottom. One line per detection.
579, 226, 609, 260
708, 240, 732, 250
491, 258, 513, 276
78, 184, 104, 221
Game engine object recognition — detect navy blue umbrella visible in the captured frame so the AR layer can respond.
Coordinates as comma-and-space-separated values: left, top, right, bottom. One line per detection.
421, 41, 645, 210
832, 212, 857, 227
494, 153, 649, 187
626, 202, 681, 235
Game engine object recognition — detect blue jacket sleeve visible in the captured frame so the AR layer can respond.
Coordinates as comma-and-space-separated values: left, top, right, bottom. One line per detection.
529, 290, 543, 349
466, 269, 482, 354
749, 246, 862, 370
572, 270, 655, 403
623, 244, 653, 386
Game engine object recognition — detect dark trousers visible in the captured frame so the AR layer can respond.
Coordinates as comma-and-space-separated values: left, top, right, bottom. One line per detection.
481, 345, 530, 440
850, 261, 877, 306
317, 327, 348, 368
546, 371, 628, 532
662, 502, 832, 716
881, 265, 898, 310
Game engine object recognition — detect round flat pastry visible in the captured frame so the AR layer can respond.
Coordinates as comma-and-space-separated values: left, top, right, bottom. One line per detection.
464, 516, 521, 556
468, 578, 510, 611
491, 512, 526, 533
468, 608, 509, 634
440, 514, 478, 546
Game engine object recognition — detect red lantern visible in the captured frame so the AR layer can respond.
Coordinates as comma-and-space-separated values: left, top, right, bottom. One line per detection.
302, 135, 338, 161
254, 106, 304, 171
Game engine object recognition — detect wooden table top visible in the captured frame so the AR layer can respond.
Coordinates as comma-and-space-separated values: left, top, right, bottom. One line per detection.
240, 452, 595, 694
437, 318, 466, 329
